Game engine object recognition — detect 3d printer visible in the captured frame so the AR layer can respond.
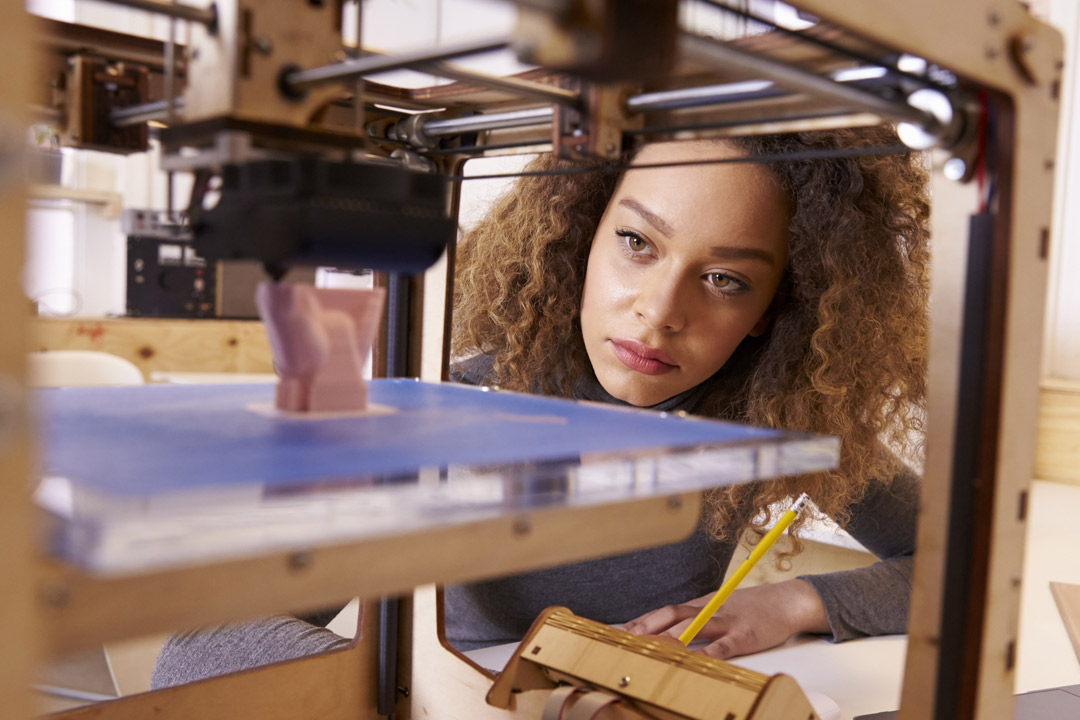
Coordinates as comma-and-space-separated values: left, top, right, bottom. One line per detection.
8, 1, 1065, 719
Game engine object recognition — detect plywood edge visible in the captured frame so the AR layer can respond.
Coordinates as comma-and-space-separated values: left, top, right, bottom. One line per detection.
1036, 383, 1080, 485
30, 317, 273, 378
1050, 582, 1080, 669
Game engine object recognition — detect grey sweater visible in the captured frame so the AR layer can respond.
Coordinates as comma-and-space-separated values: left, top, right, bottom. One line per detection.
151, 359, 918, 687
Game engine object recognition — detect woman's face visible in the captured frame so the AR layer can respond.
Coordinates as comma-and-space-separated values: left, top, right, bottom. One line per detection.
580, 141, 790, 407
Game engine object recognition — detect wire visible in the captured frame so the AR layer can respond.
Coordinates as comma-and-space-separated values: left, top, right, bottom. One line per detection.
449, 143, 914, 182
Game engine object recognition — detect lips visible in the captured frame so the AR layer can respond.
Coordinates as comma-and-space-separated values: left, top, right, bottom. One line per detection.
610, 338, 677, 376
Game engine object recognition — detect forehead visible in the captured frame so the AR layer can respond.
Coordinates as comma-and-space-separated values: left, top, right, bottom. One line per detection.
614, 141, 789, 237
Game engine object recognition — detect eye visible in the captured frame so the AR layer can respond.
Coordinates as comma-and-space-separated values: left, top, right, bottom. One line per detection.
708, 273, 733, 289
617, 229, 649, 253
705, 272, 750, 295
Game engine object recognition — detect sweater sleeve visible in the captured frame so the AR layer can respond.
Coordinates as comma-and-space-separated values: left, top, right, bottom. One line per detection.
797, 465, 920, 642
150, 615, 350, 689
449, 353, 496, 386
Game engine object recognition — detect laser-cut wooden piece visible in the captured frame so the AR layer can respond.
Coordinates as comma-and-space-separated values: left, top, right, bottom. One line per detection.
488, 606, 820, 720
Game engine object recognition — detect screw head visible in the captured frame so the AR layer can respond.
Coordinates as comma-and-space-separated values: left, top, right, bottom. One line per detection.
288, 550, 314, 571
42, 583, 70, 608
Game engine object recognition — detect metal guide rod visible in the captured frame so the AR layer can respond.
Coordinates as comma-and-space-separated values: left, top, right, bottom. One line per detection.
90, 0, 216, 26
421, 69, 893, 138
285, 37, 512, 90
698, 0, 940, 92
111, 98, 184, 127
422, 106, 554, 137
680, 32, 944, 138
628, 79, 781, 113
411, 61, 580, 108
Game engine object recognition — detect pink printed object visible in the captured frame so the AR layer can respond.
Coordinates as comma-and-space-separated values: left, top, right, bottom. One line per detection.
256, 282, 386, 413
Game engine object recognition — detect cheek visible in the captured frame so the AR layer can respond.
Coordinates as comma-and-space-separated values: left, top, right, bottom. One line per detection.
693, 309, 765, 369
580, 248, 615, 322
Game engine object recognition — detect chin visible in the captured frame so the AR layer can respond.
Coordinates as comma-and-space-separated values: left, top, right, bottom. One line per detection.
601, 376, 671, 408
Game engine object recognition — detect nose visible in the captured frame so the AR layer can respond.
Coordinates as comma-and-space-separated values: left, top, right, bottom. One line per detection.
633, 270, 687, 332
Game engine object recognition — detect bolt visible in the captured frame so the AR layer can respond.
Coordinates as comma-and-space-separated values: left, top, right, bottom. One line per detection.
42, 583, 70, 608
512, 516, 531, 536
986, 46, 999, 60
667, 495, 683, 511
288, 550, 314, 571
253, 37, 274, 56
618, 676, 631, 687
988, 11, 1001, 26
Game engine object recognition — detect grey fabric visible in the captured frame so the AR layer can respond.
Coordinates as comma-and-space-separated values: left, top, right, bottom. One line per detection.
799, 466, 919, 641
444, 525, 730, 651
150, 354, 918, 688
444, 465, 918, 650
150, 615, 349, 689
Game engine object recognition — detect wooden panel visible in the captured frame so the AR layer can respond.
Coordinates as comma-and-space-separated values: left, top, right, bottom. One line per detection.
1, 5, 37, 720
40, 492, 700, 657
1036, 381, 1080, 484
31, 318, 273, 378
184, 0, 343, 126
1050, 582, 1080, 667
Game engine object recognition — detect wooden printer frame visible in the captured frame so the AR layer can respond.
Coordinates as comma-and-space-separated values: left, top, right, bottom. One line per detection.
0, 1, 1064, 719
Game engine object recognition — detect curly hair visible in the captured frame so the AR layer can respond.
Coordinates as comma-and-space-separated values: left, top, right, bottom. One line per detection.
452, 126, 929, 551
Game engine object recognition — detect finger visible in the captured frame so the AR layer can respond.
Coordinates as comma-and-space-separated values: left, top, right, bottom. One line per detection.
698, 636, 738, 661
623, 606, 697, 635
695, 621, 761, 660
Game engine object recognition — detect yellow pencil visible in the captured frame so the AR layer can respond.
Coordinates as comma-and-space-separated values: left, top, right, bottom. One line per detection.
678, 493, 811, 646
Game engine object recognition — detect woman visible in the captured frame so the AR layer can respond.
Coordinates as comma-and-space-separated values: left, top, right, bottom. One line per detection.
152, 126, 926, 686
445, 126, 926, 660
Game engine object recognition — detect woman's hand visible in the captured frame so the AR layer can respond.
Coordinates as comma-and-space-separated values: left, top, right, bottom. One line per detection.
621, 579, 830, 660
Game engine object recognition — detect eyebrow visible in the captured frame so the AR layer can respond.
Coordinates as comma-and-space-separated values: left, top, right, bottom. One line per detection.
618, 197, 675, 237
709, 246, 778, 267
